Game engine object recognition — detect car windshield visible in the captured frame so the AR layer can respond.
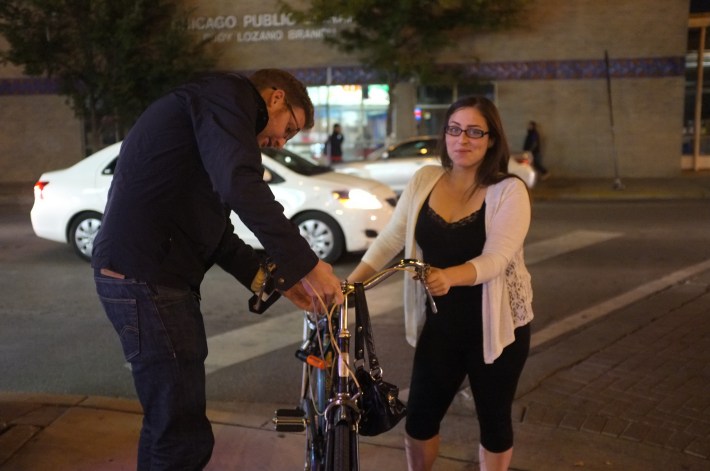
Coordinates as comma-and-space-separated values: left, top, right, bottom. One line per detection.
262, 148, 332, 176
389, 139, 439, 158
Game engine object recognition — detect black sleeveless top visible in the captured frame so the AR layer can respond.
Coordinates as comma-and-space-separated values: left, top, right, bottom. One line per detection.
414, 195, 486, 341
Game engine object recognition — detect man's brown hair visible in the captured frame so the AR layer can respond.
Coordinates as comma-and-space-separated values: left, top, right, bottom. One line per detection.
249, 69, 314, 129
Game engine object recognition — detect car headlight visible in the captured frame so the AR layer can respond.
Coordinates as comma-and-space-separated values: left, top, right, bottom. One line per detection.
333, 189, 383, 210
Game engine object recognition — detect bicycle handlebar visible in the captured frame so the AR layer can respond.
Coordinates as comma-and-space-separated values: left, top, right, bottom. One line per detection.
342, 258, 438, 314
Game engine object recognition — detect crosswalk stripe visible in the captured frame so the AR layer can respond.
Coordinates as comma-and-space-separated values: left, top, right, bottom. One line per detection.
204, 230, 622, 374
530, 257, 710, 348
204, 279, 405, 374
524, 230, 621, 265
205, 314, 303, 374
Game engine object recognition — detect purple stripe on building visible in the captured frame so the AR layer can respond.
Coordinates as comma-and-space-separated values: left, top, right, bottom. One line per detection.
285, 56, 685, 85
0, 77, 61, 95
293, 57, 684, 85
467, 56, 685, 81
0, 56, 685, 95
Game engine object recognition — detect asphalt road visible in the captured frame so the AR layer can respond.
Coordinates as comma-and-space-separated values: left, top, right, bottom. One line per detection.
2, 200, 710, 406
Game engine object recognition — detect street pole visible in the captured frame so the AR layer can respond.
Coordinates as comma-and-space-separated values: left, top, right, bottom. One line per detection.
605, 50, 624, 190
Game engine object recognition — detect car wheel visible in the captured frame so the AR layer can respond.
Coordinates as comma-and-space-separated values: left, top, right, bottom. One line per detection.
293, 211, 345, 263
69, 211, 102, 262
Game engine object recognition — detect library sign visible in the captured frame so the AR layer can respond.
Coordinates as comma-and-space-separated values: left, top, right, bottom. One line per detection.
188, 12, 351, 43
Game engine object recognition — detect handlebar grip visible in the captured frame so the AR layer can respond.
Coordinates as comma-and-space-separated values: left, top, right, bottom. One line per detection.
425, 287, 438, 314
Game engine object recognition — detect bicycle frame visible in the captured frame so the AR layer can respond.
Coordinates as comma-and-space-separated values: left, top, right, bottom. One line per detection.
274, 259, 437, 471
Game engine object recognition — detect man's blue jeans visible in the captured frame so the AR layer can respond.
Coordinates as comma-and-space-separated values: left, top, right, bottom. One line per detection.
95, 274, 214, 470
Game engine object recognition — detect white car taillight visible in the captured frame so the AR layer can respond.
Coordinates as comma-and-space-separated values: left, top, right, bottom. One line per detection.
513, 152, 532, 165
34, 181, 49, 200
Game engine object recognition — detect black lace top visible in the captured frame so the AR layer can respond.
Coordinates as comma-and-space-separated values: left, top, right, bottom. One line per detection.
414, 195, 487, 341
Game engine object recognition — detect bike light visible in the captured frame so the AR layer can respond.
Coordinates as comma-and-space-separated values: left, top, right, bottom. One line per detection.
34, 181, 49, 200
332, 189, 383, 210
306, 355, 327, 370
295, 350, 327, 370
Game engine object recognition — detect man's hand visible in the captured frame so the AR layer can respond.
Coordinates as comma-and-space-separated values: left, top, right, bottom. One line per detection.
301, 259, 344, 312
281, 283, 316, 311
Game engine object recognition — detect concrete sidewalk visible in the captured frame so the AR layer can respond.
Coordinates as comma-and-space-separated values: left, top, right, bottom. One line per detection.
2, 173, 710, 470
529, 172, 710, 201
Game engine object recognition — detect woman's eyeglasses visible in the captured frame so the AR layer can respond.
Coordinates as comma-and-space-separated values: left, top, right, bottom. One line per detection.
445, 126, 489, 139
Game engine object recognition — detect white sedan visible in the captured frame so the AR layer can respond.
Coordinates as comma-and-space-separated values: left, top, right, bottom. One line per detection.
30, 142, 397, 263
334, 135, 537, 194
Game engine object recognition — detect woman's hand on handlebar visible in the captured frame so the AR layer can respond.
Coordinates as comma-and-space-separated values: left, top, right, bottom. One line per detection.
423, 267, 452, 297
424, 263, 478, 296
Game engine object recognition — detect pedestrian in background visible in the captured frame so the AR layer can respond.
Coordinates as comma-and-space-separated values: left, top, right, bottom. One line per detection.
523, 120, 549, 180
348, 96, 533, 471
325, 123, 344, 163
92, 69, 343, 470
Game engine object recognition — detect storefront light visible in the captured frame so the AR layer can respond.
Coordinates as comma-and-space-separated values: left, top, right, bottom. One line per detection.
307, 85, 389, 106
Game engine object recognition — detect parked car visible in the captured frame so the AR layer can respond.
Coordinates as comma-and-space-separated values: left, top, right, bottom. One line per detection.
335, 135, 537, 193
30, 142, 397, 264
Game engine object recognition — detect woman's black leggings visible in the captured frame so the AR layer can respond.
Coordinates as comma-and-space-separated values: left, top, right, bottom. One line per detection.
405, 323, 531, 453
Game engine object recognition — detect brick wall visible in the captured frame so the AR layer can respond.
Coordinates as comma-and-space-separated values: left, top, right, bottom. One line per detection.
0, 36, 82, 183
0, 95, 82, 183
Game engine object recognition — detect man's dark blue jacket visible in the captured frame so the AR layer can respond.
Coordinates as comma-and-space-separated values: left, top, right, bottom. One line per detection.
92, 73, 317, 292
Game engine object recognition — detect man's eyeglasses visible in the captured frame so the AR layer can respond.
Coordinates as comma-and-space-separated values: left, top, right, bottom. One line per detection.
272, 87, 301, 140
445, 126, 489, 139
284, 100, 301, 140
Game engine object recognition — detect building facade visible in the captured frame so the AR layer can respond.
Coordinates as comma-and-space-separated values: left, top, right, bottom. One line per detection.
0, 0, 700, 183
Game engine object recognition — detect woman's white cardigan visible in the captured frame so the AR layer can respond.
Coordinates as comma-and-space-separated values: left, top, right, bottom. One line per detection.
361, 165, 534, 364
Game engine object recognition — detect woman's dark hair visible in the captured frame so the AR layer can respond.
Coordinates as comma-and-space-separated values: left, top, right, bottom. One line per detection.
249, 69, 315, 129
439, 95, 511, 188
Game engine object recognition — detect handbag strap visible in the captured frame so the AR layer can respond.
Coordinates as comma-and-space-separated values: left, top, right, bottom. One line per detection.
353, 282, 381, 375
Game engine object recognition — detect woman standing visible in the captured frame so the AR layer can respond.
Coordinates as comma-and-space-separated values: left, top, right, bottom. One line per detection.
348, 96, 533, 471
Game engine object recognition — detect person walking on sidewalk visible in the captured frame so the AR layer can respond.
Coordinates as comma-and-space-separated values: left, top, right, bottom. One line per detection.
348, 96, 533, 471
523, 120, 549, 180
325, 123, 344, 163
92, 69, 343, 470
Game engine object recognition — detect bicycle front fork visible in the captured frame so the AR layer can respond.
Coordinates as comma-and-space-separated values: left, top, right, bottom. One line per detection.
324, 402, 360, 471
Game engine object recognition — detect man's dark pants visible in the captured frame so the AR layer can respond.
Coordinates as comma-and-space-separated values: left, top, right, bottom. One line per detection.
95, 274, 214, 470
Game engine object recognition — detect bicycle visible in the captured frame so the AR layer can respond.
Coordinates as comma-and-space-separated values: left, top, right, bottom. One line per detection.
273, 258, 437, 471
